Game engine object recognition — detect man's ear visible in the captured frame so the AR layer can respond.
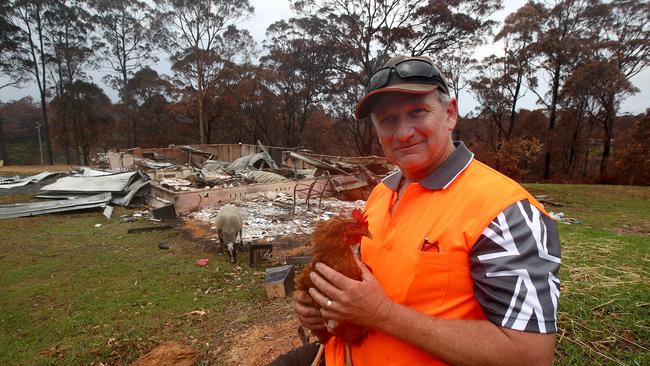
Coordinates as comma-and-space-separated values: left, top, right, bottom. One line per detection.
447, 97, 458, 131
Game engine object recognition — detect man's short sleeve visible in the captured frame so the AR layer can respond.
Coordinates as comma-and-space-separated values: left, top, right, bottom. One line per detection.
469, 199, 561, 333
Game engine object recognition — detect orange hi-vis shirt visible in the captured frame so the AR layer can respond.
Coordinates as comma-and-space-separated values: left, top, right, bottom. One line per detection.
324, 144, 550, 366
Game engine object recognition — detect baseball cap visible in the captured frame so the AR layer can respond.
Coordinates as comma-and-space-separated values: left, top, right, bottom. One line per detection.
355, 55, 450, 119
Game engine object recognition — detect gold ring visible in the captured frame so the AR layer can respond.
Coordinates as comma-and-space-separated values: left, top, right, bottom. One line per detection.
326, 299, 332, 308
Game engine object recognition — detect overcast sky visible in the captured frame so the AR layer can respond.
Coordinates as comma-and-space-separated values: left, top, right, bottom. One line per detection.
1, 0, 648, 117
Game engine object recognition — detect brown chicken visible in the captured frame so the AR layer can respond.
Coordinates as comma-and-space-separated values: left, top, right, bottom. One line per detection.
295, 208, 372, 349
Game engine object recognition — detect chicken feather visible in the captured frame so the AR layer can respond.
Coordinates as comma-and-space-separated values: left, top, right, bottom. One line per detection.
295, 209, 372, 345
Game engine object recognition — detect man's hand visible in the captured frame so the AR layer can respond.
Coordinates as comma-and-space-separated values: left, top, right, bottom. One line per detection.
308, 256, 395, 329
293, 290, 327, 331
307, 257, 556, 366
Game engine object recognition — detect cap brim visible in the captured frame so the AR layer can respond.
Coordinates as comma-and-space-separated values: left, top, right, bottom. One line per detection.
355, 84, 439, 119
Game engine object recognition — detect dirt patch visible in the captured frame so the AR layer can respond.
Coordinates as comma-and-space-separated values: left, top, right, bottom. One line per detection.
613, 222, 650, 236
217, 300, 314, 366
183, 218, 216, 241
178, 219, 316, 365
131, 341, 201, 366
176, 218, 219, 252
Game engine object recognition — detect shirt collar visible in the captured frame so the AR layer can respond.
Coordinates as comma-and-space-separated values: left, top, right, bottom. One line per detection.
382, 141, 474, 191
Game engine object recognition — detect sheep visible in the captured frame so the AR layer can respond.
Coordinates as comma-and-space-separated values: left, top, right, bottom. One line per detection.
213, 204, 243, 263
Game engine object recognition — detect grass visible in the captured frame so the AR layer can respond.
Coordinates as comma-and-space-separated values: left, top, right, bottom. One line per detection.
0, 184, 648, 365
524, 184, 650, 365
0, 207, 267, 365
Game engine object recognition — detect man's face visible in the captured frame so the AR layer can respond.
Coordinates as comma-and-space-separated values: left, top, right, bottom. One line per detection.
371, 91, 457, 180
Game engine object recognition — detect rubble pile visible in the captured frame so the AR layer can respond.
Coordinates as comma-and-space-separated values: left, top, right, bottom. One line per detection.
0, 143, 393, 220
189, 194, 366, 242
160, 178, 194, 191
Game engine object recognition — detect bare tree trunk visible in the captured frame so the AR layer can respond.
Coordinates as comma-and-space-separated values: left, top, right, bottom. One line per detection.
600, 115, 613, 182
122, 65, 135, 147
60, 118, 71, 164
196, 53, 206, 145
566, 104, 584, 176
495, 131, 503, 171
59, 82, 72, 164
582, 126, 594, 180
0, 116, 9, 165
83, 144, 90, 166
508, 71, 524, 138
39, 92, 53, 164
582, 148, 589, 178
197, 92, 205, 144
71, 105, 82, 165
599, 96, 617, 182
35, 9, 53, 164
543, 65, 561, 179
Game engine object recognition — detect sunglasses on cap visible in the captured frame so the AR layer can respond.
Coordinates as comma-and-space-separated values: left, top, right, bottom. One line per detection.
366, 59, 449, 95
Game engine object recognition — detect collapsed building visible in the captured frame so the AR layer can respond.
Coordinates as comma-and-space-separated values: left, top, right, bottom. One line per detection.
0, 143, 394, 241
106, 142, 394, 216
0, 143, 396, 296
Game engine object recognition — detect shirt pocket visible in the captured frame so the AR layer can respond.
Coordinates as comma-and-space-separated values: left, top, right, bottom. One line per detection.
402, 250, 450, 312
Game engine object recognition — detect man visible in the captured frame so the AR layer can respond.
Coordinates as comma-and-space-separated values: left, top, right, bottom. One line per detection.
282, 55, 561, 366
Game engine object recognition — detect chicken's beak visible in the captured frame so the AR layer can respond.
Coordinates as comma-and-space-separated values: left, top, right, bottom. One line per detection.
364, 230, 373, 239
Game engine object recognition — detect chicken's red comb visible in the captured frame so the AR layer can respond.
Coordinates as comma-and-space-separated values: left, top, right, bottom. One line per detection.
352, 208, 367, 223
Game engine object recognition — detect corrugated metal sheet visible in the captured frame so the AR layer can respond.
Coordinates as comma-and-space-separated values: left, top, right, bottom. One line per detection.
0, 171, 63, 189
0, 176, 20, 185
257, 141, 280, 169
244, 170, 289, 184
0, 193, 111, 219
41, 171, 139, 193
288, 152, 348, 175
135, 160, 175, 169
226, 153, 270, 172
33, 194, 82, 200
111, 180, 151, 206
74, 168, 113, 176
